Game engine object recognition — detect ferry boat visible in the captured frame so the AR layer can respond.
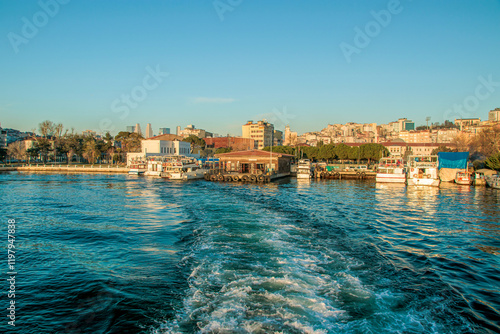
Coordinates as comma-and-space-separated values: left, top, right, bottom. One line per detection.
455, 171, 472, 185
406, 155, 440, 187
160, 156, 208, 180
375, 157, 406, 183
485, 175, 500, 189
128, 161, 147, 175
296, 159, 312, 179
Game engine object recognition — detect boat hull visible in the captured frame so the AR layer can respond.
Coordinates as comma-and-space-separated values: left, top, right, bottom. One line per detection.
407, 178, 440, 187
376, 173, 406, 183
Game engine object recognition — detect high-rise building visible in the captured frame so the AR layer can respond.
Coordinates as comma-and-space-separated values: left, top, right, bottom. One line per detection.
176, 126, 181, 136
274, 130, 283, 146
489, 108, 500, 122
134, 123, 142, 136
158, 128, 170, 135
126, 126, 135, 133
145, 123, 153, 138
242, 120, 274, 149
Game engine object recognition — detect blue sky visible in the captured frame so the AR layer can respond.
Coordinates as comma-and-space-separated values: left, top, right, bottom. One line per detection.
1, 0, 499, 136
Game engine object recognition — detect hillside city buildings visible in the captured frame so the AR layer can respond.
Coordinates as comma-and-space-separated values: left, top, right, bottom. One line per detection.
3, 108, 500, 162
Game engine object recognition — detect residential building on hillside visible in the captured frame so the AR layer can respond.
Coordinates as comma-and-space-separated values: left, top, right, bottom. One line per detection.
158, 128, 170, 135
489, 108, 500, 122
82, 130, 97, 137
284, 125, 298, 146
178, 124, 206, 138
455, 118, 480, 130
242, 120, 274, 149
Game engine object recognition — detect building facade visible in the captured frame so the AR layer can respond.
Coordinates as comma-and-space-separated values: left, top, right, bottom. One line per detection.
145, 123, 153, 138
178, 124, 206, 138
158, 128, 170, 135
489, 108, 500, 122
204, 137, 257, 151
242, 120, 274, 149
126, 134, 191, 165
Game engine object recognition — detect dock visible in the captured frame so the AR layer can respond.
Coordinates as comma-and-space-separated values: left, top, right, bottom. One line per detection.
204, 169, 289, 183
313, 170, 376, 179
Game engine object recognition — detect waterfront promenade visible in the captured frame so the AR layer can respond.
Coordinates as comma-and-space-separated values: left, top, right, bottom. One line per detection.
0, 164, 129, 173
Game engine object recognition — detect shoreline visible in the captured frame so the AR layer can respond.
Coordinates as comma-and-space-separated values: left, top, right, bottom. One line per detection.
0, 165, 129, 174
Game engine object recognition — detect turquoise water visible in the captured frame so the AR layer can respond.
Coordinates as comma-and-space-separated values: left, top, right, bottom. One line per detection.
0, 173, 499, 333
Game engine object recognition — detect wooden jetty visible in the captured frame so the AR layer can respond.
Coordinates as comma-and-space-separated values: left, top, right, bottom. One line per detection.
206, 150, 293, 183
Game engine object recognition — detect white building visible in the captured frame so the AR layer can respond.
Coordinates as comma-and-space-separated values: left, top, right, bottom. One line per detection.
126, 134, 193, 165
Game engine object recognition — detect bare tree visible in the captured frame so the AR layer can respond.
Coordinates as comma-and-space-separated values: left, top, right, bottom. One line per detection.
7, 141, 26, 161
39, 120, 55, 138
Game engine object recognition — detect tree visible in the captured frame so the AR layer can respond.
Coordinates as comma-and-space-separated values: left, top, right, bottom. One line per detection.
334, 144, 350, 161
485, 152, 500, 171
34, 138, 53, 163
0, 148, 7, 162
39, 120, 56, 138
7, 141, 26, 161
431, 145, 456, 155
115, 131, 143, 152
318, 144, 336, 162
359, 143, 389, 164
82, 138, 100, 164
215, 147, 232, 154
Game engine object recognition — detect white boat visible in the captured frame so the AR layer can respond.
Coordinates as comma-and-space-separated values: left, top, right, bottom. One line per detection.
455, 171, 472, 185
161, 156, 208, 180
129, 162, 147, 175
485, 175, 500, 189
144, 157, 165, 177
406, 155, 440, 187
376, 157, 406, 183
296, 159, 312, 179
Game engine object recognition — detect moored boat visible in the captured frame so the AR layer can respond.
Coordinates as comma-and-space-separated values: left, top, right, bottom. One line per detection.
485, 175, 500, 189
161, 156, 208, 180
296, 159, 312, 179
406, 155, 440, 187
129, 162, 147, 175
455, 171, 472, 185
375, 157, 406, 183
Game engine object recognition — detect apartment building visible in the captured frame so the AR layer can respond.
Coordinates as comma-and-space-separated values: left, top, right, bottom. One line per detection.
242, 120, 274, 149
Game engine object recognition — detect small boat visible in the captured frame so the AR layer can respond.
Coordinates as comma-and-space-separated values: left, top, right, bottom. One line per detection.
296, 159, 312, 179
455, 171, 472, 185
129, 162, 147, 175
406, 155, 440, 187
161, 156, 208, 180
474, 171, 487, 186
376, 157, 406, 183
485, 175, 500, 189
144, 157, 165, 177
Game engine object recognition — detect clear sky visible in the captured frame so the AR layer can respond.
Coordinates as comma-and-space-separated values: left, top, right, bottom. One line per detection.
1, 0, 499, 136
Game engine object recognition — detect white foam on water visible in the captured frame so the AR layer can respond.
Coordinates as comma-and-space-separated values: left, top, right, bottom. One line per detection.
154, 198, 457, 333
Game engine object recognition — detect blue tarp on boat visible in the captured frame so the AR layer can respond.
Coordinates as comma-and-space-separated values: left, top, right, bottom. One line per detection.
438, 152, 469, 169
